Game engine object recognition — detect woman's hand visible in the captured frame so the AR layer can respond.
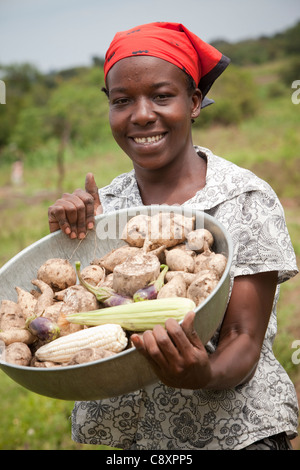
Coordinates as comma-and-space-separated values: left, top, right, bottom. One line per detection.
48, 173, 102, 239
131, 311, 212, 389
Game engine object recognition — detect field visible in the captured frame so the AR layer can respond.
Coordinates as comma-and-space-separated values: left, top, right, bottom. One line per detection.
0, 59, 299, 450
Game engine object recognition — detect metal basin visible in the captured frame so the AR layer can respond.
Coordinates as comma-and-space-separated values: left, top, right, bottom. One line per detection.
0, 205, 233, 401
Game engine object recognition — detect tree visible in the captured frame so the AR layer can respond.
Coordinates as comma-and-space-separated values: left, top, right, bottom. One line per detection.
0, 63, 46, 151
45, 74, 109, 190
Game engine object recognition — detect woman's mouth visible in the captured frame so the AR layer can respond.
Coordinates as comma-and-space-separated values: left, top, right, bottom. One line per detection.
132, 134, 166, 145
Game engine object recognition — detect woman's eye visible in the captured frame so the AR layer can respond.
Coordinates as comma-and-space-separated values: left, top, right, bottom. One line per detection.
155, 94, 169, 100
154, 94, 173, 103
112, 97, 130, 106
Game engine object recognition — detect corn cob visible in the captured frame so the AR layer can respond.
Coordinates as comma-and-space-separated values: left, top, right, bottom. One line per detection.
35, 323, 128, 363
64, 297, 196, 332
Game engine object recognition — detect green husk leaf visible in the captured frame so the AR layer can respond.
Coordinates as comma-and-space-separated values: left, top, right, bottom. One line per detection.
64, 297, 196, 331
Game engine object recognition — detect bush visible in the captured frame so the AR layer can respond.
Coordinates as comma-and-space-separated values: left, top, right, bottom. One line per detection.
267, 82, 287, 98
279, 57, 300, 87
195, 65, 259, 128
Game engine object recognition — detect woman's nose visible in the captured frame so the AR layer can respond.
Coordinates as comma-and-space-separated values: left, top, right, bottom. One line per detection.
131, 97, 156, 126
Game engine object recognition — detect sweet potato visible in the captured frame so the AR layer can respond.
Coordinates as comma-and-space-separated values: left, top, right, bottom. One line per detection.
0, 297, 36, 345
122, 212, 195, 250
56, 317, 85, 337
113, 252, 161, 297
0, 311, 25, 331
41, 302, 84, 336
4, 342, 32, 366
164, 247, 195, 273
80, 265, 106, 286
187, 270, 219, 306
30, 289, 41, 300
100, 273, 114, 289
31, 279, 54, 315
0, 299, 26, 330
194, 252, 227, 279
62, 285, 99, 312
144, 212, 195, 250
0, 328, 36, 346
37, 258, 77, 291
92, 245, 141, 273
41, 302, 65, 323
121, 214, 151, 247
165, 271, 196, 286
187, 228, 214, 253
146, 244, 167, 263
157, 274, 187, 299
15, 287, 37, 319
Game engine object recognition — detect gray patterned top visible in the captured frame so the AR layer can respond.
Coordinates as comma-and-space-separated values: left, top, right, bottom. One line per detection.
71, 146, 299, 450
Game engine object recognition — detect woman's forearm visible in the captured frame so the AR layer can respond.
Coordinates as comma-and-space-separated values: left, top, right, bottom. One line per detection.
203, 331, 261, 390
132, 273, 277, 391
201, 272, 278, 391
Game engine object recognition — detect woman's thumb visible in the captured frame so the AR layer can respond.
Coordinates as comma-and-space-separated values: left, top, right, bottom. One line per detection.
181, 311, 204, 349
85, 173, 101, 212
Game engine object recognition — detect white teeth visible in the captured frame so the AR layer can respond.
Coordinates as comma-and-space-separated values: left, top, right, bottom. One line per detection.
133, 134, 164, 144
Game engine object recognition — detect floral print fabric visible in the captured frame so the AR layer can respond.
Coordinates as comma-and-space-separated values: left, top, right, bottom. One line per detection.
72, 147, 298, 450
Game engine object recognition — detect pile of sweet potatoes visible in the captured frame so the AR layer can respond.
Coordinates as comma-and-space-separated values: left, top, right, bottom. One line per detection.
93, 212, 227, 306
0, 212, 227, 367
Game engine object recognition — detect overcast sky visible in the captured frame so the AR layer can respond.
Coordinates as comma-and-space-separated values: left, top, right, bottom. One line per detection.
1, 0, 299, 72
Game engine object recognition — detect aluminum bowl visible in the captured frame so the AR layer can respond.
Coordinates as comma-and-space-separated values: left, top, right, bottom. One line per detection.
0, 205, 233, 401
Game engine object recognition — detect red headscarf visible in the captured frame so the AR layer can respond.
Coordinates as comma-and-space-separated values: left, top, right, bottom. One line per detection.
104, 22, 230, 107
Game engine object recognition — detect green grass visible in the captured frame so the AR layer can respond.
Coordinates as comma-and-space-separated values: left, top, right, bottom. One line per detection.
0, 372, 111, 450
194, 97, 300, 167
273, 258, 300, 376
0, 374, 75, 450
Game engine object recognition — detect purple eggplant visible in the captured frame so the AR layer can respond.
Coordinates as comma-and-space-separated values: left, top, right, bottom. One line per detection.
75, 261, 133, 306
133, 264, 169, 302
26, 316, 60, 343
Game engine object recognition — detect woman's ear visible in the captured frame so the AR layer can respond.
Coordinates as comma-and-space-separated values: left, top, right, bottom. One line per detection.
191, 88, 202, 120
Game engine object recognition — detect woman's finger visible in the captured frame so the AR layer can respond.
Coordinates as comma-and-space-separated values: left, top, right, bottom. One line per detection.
48, 199, 78, 236
180, 311, 204, 349
85, 173, 102, 220
60, 193, 90, 238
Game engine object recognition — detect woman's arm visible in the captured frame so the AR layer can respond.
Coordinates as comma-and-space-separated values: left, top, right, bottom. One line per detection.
131, 271, 278, 390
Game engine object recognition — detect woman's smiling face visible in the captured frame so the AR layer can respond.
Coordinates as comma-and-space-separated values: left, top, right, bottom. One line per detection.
106, 56, 201, 172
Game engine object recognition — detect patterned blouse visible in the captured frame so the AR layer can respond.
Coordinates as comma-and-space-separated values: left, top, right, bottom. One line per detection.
71, 146, 299, 450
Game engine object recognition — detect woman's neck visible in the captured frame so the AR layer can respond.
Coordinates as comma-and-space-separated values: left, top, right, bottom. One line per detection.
135, 148, 207, 206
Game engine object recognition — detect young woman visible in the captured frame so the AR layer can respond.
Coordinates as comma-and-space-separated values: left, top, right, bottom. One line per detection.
48, 22, 298, 450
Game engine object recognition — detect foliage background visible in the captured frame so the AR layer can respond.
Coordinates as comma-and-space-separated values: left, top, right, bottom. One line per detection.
0, 21, 299, 450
